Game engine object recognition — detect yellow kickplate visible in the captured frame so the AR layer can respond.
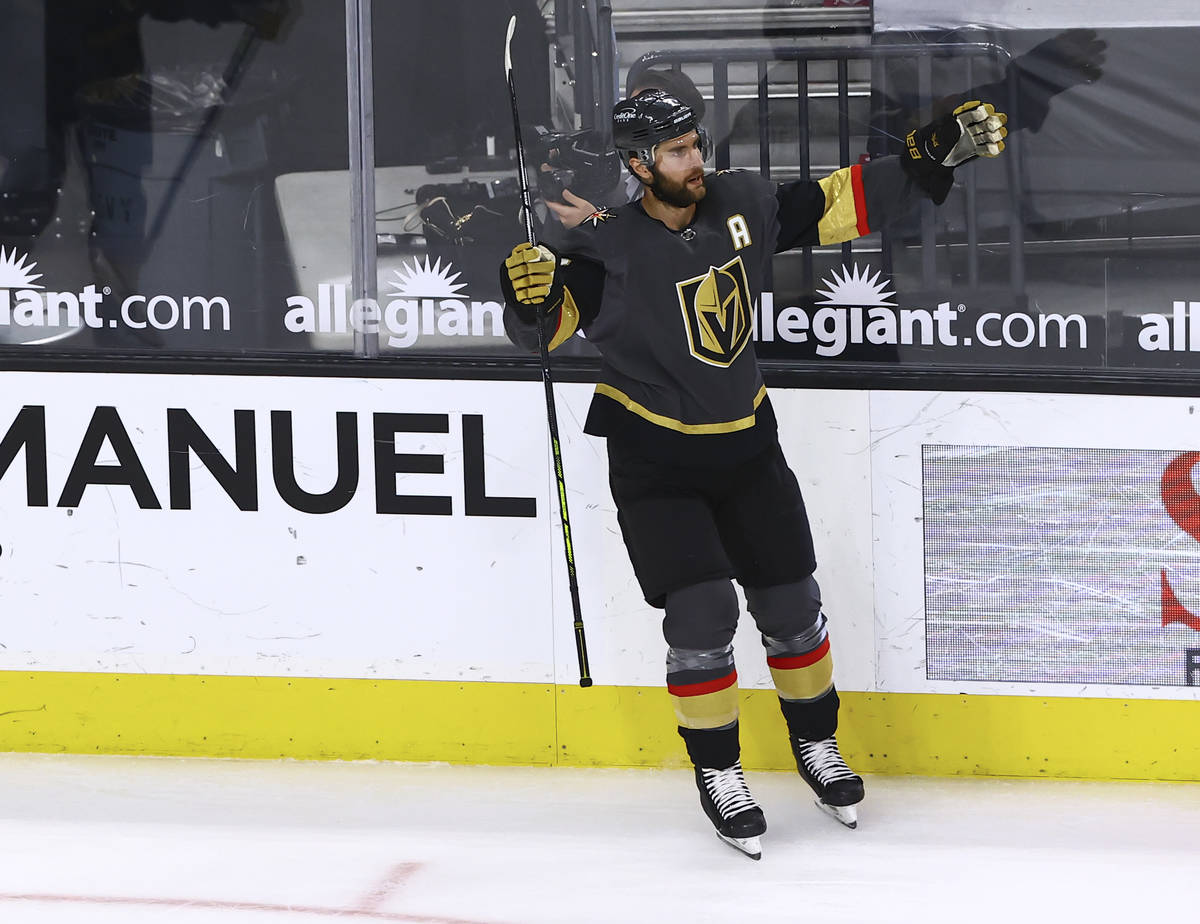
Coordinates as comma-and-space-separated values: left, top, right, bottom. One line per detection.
0, 671, 555, 765
2, 672, 1197, 782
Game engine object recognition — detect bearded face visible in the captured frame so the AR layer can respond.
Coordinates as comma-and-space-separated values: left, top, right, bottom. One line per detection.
635, 131, 707, 207
649, 164, 707, 208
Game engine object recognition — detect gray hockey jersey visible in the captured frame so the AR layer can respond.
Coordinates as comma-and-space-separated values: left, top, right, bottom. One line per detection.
502, 158, 927, 463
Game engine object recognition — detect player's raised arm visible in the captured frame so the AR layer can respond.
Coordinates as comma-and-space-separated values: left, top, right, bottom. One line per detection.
775, 99, 1008, 252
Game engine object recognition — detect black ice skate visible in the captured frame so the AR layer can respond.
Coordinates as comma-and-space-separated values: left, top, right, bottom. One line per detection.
791, 735, 865, 828
694, 761, 766, 860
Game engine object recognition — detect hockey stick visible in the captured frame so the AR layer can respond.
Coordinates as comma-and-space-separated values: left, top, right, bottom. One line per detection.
505, 14, 592, 688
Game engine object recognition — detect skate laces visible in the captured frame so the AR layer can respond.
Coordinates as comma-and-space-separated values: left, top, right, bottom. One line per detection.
700, 761, 759, 819
796, 736, 858, 785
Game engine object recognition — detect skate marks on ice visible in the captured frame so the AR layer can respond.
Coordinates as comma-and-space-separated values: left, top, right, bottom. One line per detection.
0, 755, 1197, 923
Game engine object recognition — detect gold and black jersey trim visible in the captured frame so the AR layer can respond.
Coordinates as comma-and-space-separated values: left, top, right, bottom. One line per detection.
593, 383, 767, 434
548, 287, 581, 351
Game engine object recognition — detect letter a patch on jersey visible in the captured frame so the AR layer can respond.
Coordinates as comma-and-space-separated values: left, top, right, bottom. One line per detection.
727, 214, 751, 250
676, 256, 753, 367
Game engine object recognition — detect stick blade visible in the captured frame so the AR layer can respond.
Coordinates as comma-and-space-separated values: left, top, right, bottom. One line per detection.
504, 14, 516, 76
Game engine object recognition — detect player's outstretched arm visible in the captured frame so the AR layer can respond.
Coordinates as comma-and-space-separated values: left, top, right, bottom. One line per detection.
774, 98, 1008, 251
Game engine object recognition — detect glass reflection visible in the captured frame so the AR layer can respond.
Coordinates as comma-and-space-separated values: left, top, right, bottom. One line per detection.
1, 0, 348, 354
3, 0, 1199, 374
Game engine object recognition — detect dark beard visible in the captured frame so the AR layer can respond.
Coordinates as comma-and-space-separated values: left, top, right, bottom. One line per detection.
649, 170, 705, 209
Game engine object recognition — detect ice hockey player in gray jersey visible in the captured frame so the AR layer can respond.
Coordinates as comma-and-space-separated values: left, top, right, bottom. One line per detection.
500, 89, 1006, 859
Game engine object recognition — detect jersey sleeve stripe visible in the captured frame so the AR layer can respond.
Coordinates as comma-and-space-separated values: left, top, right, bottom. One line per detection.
815, 166, 866, 246
850, 163, 870, 237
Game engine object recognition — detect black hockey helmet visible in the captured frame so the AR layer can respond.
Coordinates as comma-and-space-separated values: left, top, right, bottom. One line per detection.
612, 89, 711, 172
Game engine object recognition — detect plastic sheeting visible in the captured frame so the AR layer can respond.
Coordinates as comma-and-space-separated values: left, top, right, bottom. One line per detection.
875, 0, 1200, 31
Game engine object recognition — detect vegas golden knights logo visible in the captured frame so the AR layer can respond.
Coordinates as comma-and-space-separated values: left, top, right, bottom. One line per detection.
676, 256, 753, 366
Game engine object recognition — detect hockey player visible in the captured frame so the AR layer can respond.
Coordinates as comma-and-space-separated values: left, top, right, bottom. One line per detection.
500, 90, 1006, 859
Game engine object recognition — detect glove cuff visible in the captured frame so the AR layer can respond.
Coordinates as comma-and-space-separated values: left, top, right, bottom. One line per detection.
899, 145, 956, 206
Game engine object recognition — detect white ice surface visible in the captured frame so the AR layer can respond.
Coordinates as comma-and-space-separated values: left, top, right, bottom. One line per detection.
0, 754, 1196, 923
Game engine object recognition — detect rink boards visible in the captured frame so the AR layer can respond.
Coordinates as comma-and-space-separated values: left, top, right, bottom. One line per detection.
0, 372, 1197, 780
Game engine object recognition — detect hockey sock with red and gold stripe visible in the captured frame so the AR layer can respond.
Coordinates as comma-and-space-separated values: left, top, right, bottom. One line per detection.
764, 616, 840, 740
666, 643, 739, 733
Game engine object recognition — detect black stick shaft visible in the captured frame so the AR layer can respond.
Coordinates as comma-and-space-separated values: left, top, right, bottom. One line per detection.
505, 16, 592, 688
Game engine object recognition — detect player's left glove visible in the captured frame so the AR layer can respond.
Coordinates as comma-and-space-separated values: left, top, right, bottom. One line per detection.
901, 100, 1008, 204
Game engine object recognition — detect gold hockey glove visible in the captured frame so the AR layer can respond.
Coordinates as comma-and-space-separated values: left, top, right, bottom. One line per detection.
504, 242, 560, 306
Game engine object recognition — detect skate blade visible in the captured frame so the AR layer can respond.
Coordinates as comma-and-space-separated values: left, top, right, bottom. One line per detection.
815, 799, 858, 829
716, 831, 762, 860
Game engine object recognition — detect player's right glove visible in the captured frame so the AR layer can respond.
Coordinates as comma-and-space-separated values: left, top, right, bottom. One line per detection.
502, 241, 563, 321
901, 100, 1008, 204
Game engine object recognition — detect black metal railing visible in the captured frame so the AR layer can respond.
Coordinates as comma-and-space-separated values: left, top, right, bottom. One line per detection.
553, 0, 618, 145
